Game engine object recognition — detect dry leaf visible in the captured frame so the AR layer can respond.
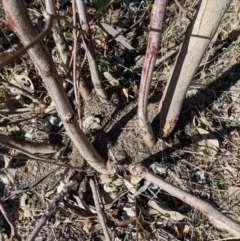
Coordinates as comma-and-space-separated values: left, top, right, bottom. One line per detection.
20, 193, 34, 218
228, 186, 240, 200
192, 128, 219, 156
103, 72, 119, 86
148, 200, 185, 221
83, 116, 101, 131
174, 223, 190, 238
3, 168, 16, 185
100, 22, 134, 50
122, 88, 129, 102
106, 159, 116, 174
13, 74, 34, 93
95, 0, 112, 12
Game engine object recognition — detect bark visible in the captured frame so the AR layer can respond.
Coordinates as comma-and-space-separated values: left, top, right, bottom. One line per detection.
130, 164, 240, 237
3, 0, 114, 175
158, 0, 232, 137
138, 0, 168, 147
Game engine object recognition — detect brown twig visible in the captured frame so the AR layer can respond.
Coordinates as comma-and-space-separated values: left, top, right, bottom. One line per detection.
129, 164, 240, 237
0, 133, 64, 154
28, 180, 77, 241
45, 0, 71, 69
155, 43, 182, 67
0, 12, 66, 68
0, 108, 36, 115
89, 179, 111, 241
0, 151, 85, 171
72, 0, 82, 128
0, 199, 17, 240
138, 0, 168, 148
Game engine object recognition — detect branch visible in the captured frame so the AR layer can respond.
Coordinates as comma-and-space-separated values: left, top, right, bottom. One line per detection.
0, 133, 64, 154
2, 0, 114, 175
76, 0, 109, 103
89, 179, 111, 241
45, 0, 91, 101
138, 0, 168, 147
28, 180, 77, 241
158, 0, 232, 137
130, 164, 240, 237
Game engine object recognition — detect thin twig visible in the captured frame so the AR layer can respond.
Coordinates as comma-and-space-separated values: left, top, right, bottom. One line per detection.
45, 0, 90, 100
28, 180, 77, 241
0, 133, 64, 154
89, 179, 111, 241
155, 43, 182, 66
0, 151, 85, 171
76, 0, 109, 103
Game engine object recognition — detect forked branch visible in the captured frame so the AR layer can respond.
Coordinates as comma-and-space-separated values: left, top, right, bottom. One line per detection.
2, 0, 114, 175
130, 164, 240, 237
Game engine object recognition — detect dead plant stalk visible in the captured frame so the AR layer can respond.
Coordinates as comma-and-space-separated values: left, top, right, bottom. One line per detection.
138, 0, 168, 148
2, 0, 114, 175
158, 0, 232, 137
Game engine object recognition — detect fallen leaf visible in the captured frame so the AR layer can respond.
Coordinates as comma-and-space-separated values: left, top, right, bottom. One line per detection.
83, 116, 101, 131
228, 186, 240, 200
103, 72, 119, 86
20, 193, 34, 218
192, 128, 219, 156
100, 22, 134, 50
148, 200, 185, 221
95, 0, 112, 12
13, 74, 34, 93
122, 88, 129, 102
174, 223, 190, 238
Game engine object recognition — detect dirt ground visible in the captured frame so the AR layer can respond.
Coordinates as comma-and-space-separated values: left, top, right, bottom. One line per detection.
0, 0, 240, 240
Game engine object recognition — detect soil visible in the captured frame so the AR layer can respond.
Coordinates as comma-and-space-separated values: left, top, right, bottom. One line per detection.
0, 0, 240, 240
